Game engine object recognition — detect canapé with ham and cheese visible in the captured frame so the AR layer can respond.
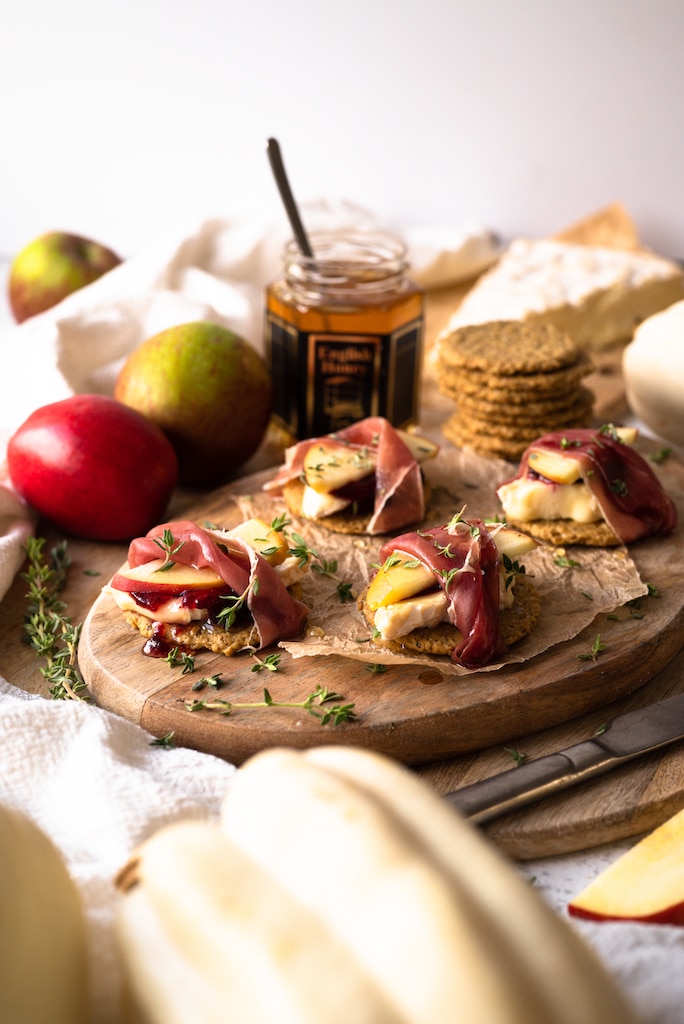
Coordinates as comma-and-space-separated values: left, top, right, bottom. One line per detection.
264, 416, 438, 536
105, 518, 309, 658
497, 425, 677, 547
359, 513, 541, 669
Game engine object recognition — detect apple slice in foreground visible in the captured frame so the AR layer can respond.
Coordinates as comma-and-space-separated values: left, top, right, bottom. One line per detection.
111, 560, 225, 595
568, 806, 684, 925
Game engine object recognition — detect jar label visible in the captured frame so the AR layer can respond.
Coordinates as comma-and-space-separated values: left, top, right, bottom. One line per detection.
266, 313, 422, 438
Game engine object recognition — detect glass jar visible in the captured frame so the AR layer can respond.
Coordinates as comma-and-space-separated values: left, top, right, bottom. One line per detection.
264, 229, 424, 440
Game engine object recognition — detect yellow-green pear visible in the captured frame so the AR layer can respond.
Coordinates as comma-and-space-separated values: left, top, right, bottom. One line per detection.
8, 230, 122, 322
115, 322, 273, 486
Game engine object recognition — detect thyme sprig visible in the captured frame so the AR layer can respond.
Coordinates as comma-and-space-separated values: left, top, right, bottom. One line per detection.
185, 684, 356, 726
153, 528, 185, 572
22, 537, 89, 701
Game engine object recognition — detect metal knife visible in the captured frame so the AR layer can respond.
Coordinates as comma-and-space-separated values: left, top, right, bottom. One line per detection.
444, 692, 684, 824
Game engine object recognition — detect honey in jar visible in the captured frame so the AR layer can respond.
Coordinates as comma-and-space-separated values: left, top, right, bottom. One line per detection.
264, 229, 424, 440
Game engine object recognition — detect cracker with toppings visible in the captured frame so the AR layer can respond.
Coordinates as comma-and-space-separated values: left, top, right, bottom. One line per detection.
264, 416, 438, 536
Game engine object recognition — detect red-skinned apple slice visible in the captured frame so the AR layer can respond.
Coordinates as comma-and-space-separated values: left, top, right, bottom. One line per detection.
111, 559, 225, 595
568, 805, 684, 925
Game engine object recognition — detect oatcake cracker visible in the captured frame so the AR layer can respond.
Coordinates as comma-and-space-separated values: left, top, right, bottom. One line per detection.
455, 386, 595, 427
443, 412, 592, 463
435, 320, 595, 461
439, 351, 593, 400
359, 575, 541, 659
437, 321, 581, 375
504, 517, 621, 547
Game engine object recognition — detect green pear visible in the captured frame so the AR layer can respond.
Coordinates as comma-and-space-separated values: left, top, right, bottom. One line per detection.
115, 322, 273, 486
8, 230, 122, 322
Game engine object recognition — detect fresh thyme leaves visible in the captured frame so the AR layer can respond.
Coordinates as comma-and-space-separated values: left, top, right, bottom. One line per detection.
610, 478, 629, 497
365, 662, 388, 674
577, 634, 606, 662
153, 528, 185, 571
164, 647, 196, 674
599, 423, 621, 441
310, 554, 355, 603
505, 746, 527, 766
150, 731, 176, 748
502, 553, 526, 590
191, 673, 223, 691
185, 685, 356, 726
649, 447, 672, 465
554, 554, 581, 569
22, 537, 88, 701
250, 651, 282, 673
215, 579, 258, 629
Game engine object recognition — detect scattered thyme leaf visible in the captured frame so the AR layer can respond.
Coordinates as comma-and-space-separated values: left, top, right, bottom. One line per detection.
505, 746, 527, 766
365, 663, 388, 674
250, 652, 282, 673
554, 554, 581, 569
164, 647, 195, 674
649, 448, 672, 465
577, 634, 606, 662
150, 731, 176, 748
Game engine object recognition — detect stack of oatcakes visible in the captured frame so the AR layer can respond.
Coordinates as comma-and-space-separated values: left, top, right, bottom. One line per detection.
435, 320, 595, 462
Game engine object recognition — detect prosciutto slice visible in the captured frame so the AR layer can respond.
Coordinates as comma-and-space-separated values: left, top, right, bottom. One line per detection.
264, 416, 425, 535
504, 429, 677, 544
378, 519, 505, 669
127, 520, 309, 648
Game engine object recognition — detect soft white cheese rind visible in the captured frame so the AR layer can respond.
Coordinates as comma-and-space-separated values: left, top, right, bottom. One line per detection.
497, 478, 602, 524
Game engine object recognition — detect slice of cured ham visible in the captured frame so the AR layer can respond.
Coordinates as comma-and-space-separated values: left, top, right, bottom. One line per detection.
126, 520, 309, 649
265, 416, 425, 535
377, 519, 506, 668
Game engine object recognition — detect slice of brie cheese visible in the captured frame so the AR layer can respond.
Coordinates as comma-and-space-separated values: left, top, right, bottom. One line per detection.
440, 238, 684, 351
498, 478, 602, 523
374, 590, 448, 640
300, 485, 351, 520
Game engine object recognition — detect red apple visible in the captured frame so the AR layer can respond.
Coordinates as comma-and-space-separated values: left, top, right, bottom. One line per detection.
7, 395, 179, 542
8, 231, 122, 323
568, 805, 684, 925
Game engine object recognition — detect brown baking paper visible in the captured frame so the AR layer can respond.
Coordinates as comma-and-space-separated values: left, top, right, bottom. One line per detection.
224, 447, 650, 677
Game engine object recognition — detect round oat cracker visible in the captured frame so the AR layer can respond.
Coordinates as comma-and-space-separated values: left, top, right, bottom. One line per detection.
504, 516, 621, 547
359, 574, 541, 661
437, 321, 582, 375
453, 385, 595, 425
438, 352, 593, 401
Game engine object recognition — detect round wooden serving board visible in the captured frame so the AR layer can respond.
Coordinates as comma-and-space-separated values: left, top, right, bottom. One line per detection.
80, 453, 684, 771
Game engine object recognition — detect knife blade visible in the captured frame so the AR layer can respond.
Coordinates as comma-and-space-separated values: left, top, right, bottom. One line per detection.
444, 692, 684, 824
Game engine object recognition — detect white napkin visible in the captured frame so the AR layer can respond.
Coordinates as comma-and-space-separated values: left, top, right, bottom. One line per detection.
0, 678, 236, 1022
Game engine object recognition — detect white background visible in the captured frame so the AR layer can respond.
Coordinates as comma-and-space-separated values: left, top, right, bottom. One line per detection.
2, 0, 683, 261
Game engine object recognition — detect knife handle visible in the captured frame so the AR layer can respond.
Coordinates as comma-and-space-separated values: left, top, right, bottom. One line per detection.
444, 740, 614, 824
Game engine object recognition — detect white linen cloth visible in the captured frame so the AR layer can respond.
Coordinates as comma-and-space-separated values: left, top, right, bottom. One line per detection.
0, 215, 683, 1023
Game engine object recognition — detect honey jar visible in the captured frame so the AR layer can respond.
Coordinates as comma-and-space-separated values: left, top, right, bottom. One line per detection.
264, 229, 424, 440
